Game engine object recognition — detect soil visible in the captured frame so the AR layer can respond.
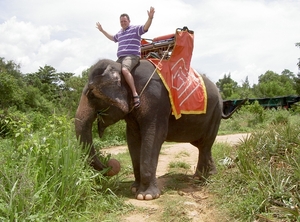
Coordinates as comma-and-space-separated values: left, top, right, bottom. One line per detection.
104, 133, 249, 222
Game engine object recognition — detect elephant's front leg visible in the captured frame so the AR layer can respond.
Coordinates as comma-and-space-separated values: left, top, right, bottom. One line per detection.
127, 119, 167, 200
126, 123, 142, 194
136, 137, 162, 200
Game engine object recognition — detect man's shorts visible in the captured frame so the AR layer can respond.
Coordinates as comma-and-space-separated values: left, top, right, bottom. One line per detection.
117, 55, 140, 71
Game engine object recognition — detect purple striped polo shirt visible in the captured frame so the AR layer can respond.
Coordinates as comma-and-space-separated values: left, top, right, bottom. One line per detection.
113, 25, 147, 58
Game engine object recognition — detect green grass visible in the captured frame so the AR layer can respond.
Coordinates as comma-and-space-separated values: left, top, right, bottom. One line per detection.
210, 112, 300, 221
1, 104, 299, 221
169, 161, 191, 170
0, 114, 131, 221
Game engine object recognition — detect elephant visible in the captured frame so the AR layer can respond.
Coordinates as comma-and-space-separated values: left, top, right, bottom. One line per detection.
75, 58, 244, 200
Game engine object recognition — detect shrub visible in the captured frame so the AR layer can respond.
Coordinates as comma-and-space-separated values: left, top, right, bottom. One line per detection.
0, 109, 30, 138
290, 101, 300, 114
0, 114, 129, 221
235, 120, 300, 221
93, 120, 127, 148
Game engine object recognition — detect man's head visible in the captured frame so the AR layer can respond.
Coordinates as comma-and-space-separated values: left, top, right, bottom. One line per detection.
120, 13, 130, 30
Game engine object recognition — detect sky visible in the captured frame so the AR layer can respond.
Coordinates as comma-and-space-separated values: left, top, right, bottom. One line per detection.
0, 0, 299, 86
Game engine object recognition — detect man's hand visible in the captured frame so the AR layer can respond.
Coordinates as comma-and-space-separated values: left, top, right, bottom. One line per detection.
96, 22, 114, 41
148, 6, 155, 19
96, 22, 103, 32
144, 6, 155, 31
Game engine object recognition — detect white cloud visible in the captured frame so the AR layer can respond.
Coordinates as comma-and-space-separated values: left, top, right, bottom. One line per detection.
0, 0, 299, 85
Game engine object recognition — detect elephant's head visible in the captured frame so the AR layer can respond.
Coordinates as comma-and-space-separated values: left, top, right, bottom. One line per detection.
75, 59, 130, 175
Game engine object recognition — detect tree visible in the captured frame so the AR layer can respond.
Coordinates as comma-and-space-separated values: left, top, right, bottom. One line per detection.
0, 57, 22, 79
237, 76, 255, 99
0, 58, 26, 110
254, 70, 296, 97
216, 73, 238, 99
24, 65, 62, 102
0, 57, 91, 114
295, 42, 300, 94
55, 69, 88, 114
57, 72, 74, 91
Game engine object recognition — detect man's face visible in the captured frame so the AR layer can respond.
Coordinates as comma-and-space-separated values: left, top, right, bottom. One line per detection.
120, 16, 130, 30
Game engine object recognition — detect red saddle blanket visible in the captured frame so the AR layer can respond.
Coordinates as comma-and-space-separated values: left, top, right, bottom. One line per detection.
145, 29, 207, 119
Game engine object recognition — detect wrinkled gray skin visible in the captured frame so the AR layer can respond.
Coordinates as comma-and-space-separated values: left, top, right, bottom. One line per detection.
75, 59, 238, 200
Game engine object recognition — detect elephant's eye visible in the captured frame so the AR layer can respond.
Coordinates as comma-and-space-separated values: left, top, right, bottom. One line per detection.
112, 71, 121, 82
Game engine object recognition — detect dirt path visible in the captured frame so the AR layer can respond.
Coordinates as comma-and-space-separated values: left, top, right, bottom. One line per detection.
104, 133, 249, 222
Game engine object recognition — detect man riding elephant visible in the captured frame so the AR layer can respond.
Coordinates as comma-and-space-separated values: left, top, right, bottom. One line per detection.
96, 7, 155, 109
75, 12, 245, 200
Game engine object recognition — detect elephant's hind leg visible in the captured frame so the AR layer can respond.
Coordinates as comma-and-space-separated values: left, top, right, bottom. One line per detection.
191, 139, 217, 179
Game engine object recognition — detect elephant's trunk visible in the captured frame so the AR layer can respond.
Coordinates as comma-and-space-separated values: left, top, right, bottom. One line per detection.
75, 93, 120, 176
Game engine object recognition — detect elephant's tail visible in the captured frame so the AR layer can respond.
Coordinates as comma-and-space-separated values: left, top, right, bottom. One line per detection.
222, 98, 248, 119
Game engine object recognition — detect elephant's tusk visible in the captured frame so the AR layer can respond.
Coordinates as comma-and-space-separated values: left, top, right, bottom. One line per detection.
75, 118, 83, 122
85, 89, 91, 96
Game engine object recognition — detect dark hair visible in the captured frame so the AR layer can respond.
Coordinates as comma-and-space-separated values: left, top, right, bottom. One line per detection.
120, 13, 130, 21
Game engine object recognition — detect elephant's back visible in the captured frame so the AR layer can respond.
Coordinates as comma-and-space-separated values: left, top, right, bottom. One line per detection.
135, 59, 159, 78
133, 59, 162, 88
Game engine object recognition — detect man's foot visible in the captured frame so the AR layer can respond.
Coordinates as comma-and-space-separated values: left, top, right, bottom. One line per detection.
133, 95, 140, 108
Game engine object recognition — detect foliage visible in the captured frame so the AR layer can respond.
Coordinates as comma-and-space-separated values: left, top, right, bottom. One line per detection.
254, 70, 296, 97
236, 121, 300, 221
0, 114, 130, 221
0, 108, 52, 138
295, 74, 300, 95
1, 56, 299, 115
1, 54, 300, 220
0, 57, 89, 115
211, 112, 300, 221
294, 41, 300, 94
291, 102, 300, 114
216, 69, 298, 100
0, 109, 30, 138
241, 100, 266, 124
0, 58, 26, 110
219, 101, 265, 134
219, 101, 297, 135
216, 73, 238, 99
93, 120, 127, 149
234, 76, 255, 99
296, 42, 300, 71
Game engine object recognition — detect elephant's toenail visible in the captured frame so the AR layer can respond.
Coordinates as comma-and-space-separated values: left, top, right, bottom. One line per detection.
131, 187, 137, 193
136, 194, 144, 200
145, 194, 153, 200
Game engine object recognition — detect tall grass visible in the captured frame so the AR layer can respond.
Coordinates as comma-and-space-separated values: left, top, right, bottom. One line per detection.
0, 114, 130, 221
1, 103, 299, 221
212, 109, 300, 221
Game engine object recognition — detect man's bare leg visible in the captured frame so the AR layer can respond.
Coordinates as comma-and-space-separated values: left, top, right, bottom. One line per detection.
122, 67, 140, 108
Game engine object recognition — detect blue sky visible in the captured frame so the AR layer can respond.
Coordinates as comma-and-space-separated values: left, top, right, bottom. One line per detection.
0, 0, 299, 85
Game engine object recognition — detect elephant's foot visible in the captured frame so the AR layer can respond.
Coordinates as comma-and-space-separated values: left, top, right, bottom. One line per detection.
131, 182, 161, 200
194, 165, 217, 179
